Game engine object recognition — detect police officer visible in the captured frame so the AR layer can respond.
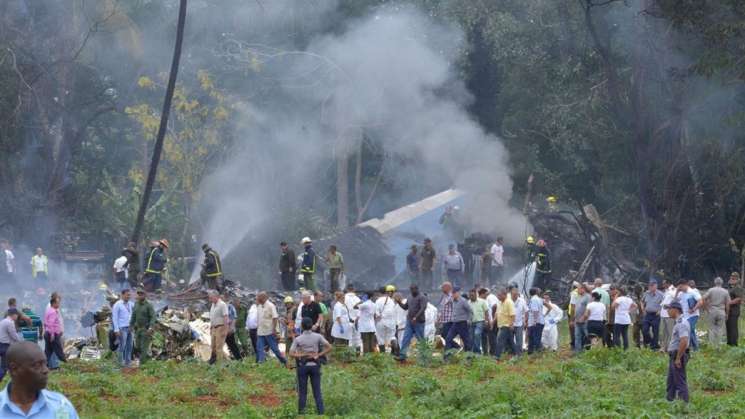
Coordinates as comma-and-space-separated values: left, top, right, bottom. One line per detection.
665, 301, 690, 403
201, 244, 223, 292
289, 317, 332, 415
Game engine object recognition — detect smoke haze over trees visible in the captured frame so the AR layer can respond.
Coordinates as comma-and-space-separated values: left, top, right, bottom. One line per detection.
1, 0, 745, 284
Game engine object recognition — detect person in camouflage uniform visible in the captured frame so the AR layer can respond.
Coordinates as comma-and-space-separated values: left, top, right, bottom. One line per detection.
130, 288, 156, 364
232, 296, 250, 357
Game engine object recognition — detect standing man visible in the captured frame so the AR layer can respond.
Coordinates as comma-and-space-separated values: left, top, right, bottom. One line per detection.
437, 282, 454, 346
300, 238, 317, 291
468, 289, 489, 354
703, 277, 730, 347
727, 272, 745, 346
30, 248, 48, 281
255, 292, 287, 365
0, 241, 15, 283
0, 309, 21, 381
490, 237, 505, 285
112, 251, 128, 292
641, 280, 665, 350
494, 289, 515, 360
419, 239, 436, 291
2, 342, 80, 418
526, 288, 546, 354
510, 286, 528, 356
442, 244, 465, 288
279, 242, 297, 291
676, 280, 702, 351
233, 297, 250, 358
208, 290, 229, 365
225, 296, 243, 360
325, 245, 344, 293
665, 301, 690, 403
568, 282, 580, 350
245, 302, 259, 361
130, 289, 156, 365
444, 287, 472, 358
143, 240, 168, 292
200, 244, 224, 292
394, 285, 427, 361
124, 242, 140, 289
289, 317, 332, 415
572, 284, 591, 353
406, 245, 420, 286
112, 289, 134, 368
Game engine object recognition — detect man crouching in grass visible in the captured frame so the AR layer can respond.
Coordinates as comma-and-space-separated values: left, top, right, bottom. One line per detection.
665, 301, 690, 403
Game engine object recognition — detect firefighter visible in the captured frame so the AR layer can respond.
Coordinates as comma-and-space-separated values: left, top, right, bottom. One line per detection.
546, 196, 558, 211
143, 239, 168, 292
300, 237, 317, 291
534, 239, 552, 285
526, 236, 537, 265
201, 243, 224, 292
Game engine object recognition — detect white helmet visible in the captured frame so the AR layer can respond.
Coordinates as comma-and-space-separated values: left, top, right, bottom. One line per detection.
301, 237, 312, 244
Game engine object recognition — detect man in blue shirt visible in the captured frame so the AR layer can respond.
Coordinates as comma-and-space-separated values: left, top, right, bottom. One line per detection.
112, 289, 134, 367
0, 341, 78, 418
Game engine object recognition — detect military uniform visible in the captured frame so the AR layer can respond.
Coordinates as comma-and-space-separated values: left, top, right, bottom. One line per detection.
234, 303, 250, 356
130, 299, 156, 364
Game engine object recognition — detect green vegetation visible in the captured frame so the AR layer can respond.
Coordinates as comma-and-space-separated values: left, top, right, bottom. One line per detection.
51, 343, 745, 418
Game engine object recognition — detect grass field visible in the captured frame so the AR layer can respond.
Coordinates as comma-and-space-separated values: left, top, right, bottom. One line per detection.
48, 326, 745, 419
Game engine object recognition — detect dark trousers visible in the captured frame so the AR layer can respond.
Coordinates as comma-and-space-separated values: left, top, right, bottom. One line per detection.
482, 326, 497, 356
249, 328, 259, 361
569, 321, 575, 349
281, 271, 295, 291
361, 332, 376, 354
298, 364, 324, 414
446, 270, 463, 287
421, 270, 434, 290
225, 333, 243, 360
143, 273, 162, 291
726, 313, 740, 346
666, 352, 689, 402
527, 324, 544, 354
329, 269, 341, 292
587, 320, 606, 344
0, 343, 9, 382
642, 313, 661, 350
495, 327, 514, 359
445, 321, 470, 356
604, 323, 614, 347
44, 332, 67, 366
613, 324, 630, 350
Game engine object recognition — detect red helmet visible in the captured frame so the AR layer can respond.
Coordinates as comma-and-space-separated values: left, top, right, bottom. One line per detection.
537, 239, 546, 247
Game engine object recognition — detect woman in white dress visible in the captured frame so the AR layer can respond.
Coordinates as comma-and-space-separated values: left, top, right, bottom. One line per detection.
541, 292, 564, 351
331, 291, 352, 346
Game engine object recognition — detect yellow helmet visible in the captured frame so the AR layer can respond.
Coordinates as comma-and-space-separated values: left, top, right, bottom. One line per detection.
385, 285, 396, 292
283, 296, 294, 304
526, 236, 536, 245
99, 283, 108, 291
546, 196, 557, 204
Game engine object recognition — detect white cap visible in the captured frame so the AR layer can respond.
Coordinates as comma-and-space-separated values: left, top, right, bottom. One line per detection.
301, 237, 312, 244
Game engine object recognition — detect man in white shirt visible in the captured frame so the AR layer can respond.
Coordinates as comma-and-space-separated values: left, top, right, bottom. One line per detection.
442, 245, 465, 287
490, 237, 505, 285
1, 240, 15, 281
354, 292, 377, 354
245, 303, 259, 361
112, 251, 129, 292
510, 286, 528, 355
527, 288, 546, 354
658, 280, 676, 352
344, 286, 361, 351
255, 292, 287, 365
676, 280, 702, 351
375, 286, 398, 354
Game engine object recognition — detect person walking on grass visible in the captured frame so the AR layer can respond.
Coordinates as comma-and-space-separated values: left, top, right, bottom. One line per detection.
703, 277, 730, 347
42, 297, 66, 369
395, 285, 427, 361
526, 287, 546, 354
665, 301, 690, 403
331, 291, 352, 347
444, 287, 472, 358
208, 290, 229, 365
0, 309, 21, 382
510, 286, 527, 356
354, 292, 377, 354
572, 284, 591, 353
290, 317, 332, 415
659, 279, 677, 352
468, 289, 489, 354
584, 292, 606, 347
676, 280, 702, 351
255, 292, 287, 366
612, 287, 637, 350
225, 296, 243, 360
494, 289, 515, 360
